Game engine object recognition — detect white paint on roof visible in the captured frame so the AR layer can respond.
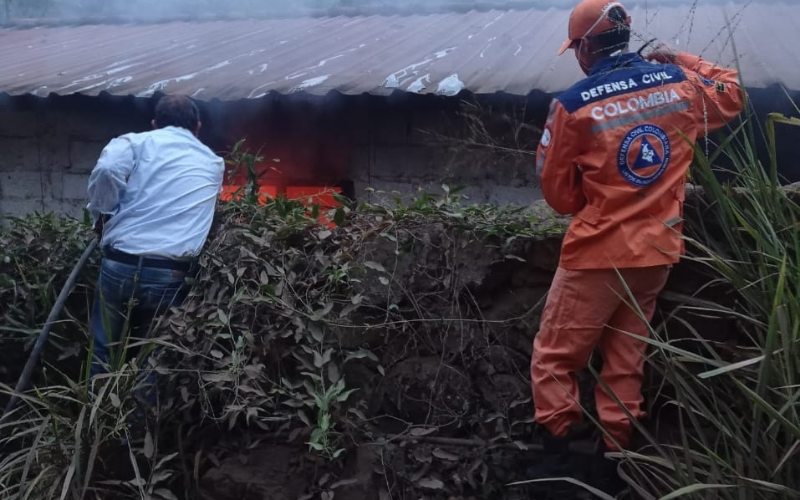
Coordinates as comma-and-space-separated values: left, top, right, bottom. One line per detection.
481, 36, 498, 58
106, 55, 150, 69
434, 48, 455, 58
107, 76, 133, 89
407, 74, 430, 93
248, 81, 277, 99
317, 54, 344, 67
384, 47, 456, 89
107, 64, 138, 75
76, 80, 110, 92
295, 75, 330, 91
56, 63, 141, 91
174, 73, 198, 83
248, 63, 269, 75
483, 12, 506, 30
205, 61, 230, 71
56, 73, 107, 90
138, 80, 170, 97
437, 74, 465, 96
342, 18, 362, 28
136, 60, 232, 96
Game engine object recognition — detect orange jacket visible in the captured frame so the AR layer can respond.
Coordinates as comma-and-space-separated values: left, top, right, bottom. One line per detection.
536, 52, 744, 270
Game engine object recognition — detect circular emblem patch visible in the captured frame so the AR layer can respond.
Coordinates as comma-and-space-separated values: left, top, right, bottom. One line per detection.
617, 124, 671, 187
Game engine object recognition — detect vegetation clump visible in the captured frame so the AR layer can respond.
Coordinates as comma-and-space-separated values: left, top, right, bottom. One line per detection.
1, 114, 799, 499
1, 188, 569, 499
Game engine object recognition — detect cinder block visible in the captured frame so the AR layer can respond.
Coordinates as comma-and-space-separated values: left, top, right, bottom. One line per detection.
46, 171, 63, 202
0, 171, 44, 199
0, 197, 44, 219
0, 110, 37, 136
66, 113, 136, 141
62, 172, 90, 200
353, 179, 420, 206
0, 137, 39, 172
371, 115, 410, 146
466, 184, 543, 206
58, 199, 88, 220
68, 139, 104, 173
372, 146, 454, 182
37, 135, 72, 171
407, 109, 463, 146
347, 147, 371, 183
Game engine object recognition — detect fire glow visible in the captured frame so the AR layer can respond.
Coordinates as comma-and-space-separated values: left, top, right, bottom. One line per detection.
220, 184, 342, 225
219, 157, 344, 225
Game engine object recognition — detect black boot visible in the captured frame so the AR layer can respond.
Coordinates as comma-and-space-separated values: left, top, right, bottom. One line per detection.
587, 441, 626, 496
524, 430, 573, 480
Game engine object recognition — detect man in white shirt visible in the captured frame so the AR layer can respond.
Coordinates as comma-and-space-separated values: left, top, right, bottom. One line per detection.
87, 95, 224, 401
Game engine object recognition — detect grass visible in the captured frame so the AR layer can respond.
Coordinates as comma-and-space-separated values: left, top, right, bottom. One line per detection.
607, 104, 800, 498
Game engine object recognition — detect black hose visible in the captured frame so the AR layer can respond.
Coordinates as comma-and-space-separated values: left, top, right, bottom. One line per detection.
0, 238, 99, 427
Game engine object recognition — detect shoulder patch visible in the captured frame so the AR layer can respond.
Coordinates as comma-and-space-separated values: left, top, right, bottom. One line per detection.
715, 81, 727, 93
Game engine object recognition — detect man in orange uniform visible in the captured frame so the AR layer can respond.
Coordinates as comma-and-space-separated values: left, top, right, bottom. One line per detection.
530, 0, 744, 487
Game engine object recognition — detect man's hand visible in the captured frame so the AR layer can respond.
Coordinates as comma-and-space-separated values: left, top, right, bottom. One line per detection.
94, 215, 110, 239
642, 41, 679, 64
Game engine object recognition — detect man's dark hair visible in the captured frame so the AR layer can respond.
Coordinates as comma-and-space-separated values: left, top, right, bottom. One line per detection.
154, 95, 200, 131
588, 6, 631, 56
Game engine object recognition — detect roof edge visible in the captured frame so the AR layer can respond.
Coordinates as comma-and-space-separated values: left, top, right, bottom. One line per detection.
1, 1, 550, 28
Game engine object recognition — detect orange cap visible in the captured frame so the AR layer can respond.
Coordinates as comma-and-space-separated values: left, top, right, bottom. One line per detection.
557, 0, 632, 55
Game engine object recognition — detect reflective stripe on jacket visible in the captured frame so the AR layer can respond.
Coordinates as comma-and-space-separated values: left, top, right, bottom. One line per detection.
536, 52, 744, 270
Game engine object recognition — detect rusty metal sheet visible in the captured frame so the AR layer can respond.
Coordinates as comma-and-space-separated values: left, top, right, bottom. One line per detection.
0, 2, 796, 101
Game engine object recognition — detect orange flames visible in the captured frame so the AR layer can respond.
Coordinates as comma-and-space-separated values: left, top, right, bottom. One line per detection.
220, 184, 342, 225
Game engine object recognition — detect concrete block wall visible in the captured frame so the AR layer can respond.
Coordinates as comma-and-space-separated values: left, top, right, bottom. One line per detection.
0, 97, 149, 220
347, 97, 544, 207
0, 94, 546, 222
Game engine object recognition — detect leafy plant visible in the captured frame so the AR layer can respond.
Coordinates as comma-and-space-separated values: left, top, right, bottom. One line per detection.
303, 372, 357, 459
224, 139, 269, 204
611, 106, 800, 498
0, 214, 96, 396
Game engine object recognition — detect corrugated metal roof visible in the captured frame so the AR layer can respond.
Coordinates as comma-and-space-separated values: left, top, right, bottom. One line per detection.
0, 2, 797, 101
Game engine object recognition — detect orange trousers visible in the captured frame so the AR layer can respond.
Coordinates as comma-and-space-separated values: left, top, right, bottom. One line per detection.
531, 266, 670, 450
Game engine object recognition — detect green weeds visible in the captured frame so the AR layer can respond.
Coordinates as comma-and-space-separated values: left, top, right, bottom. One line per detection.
612, 105, 800, 498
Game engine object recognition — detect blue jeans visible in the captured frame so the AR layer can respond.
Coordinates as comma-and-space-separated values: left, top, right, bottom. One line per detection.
89, 257, 188, 404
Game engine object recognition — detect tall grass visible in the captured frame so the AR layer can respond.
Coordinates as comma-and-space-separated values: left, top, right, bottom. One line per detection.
614, 109, 800, 498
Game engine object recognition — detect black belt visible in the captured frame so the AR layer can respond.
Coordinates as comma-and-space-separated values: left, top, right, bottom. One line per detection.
103, 248, 192, 272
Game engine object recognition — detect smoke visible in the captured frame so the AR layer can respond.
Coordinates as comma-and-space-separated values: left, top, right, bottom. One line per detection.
4, 0, 759, 23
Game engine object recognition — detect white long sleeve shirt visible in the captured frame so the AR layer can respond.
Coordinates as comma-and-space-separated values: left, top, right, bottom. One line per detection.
87, 126, 225, 259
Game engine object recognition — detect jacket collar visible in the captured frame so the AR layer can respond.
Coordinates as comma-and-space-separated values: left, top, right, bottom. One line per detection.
589, 52, 642, 76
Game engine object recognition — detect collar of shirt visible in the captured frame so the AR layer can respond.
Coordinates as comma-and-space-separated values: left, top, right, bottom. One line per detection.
162, 125, 198, 139
589, 52, 643, 76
